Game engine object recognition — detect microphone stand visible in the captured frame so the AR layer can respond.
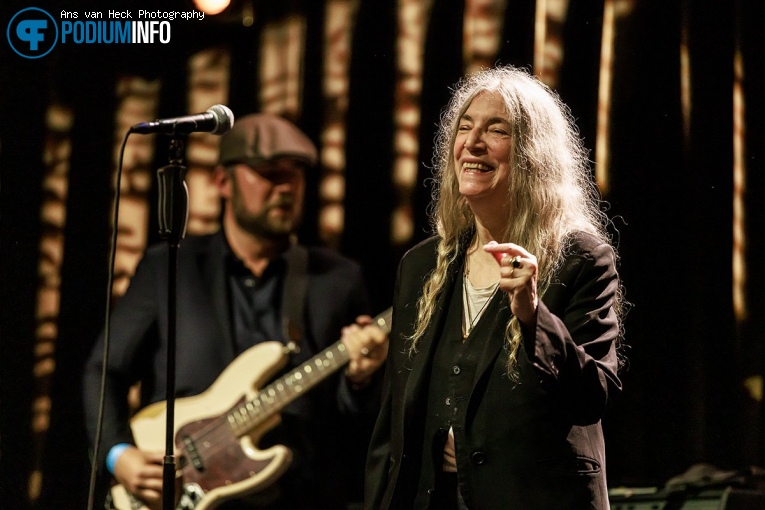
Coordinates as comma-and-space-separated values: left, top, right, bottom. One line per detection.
157, 137, 189, 510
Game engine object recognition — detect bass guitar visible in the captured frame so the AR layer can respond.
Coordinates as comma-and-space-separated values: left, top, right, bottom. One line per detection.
111, 308, 392, 510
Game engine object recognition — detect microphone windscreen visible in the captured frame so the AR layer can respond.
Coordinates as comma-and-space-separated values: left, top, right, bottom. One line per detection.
208, 105, 235, 135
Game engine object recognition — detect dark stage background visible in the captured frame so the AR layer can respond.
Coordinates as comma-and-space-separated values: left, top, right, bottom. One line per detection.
2, 0, 764, 509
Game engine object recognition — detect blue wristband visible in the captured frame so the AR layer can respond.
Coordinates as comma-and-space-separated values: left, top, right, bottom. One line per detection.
106, 443, 131, 475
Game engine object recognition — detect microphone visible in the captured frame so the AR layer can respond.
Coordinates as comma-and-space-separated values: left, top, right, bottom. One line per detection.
130, 104, 235, 135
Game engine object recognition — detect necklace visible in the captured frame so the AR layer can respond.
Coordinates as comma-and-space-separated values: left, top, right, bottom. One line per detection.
462, 254, 500, 339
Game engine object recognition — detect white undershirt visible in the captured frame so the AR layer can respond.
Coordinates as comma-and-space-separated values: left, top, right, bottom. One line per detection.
462, 276, 499, 339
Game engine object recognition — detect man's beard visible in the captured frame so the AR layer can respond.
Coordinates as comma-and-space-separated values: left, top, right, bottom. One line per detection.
231, 182, 301, 240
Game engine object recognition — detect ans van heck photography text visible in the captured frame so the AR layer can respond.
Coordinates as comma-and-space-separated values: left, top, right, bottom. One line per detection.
58, 9, 205, 44
60, 9, 205, 22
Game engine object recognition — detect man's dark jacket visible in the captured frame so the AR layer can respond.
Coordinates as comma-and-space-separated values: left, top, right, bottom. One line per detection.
83, 230, 377, 509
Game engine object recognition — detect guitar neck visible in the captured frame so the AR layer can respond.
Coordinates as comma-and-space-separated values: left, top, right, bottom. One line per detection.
227, 308, 392, 437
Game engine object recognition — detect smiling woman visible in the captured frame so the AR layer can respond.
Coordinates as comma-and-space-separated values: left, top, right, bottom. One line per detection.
453, 92, 514, 210
364, 65, 627, 510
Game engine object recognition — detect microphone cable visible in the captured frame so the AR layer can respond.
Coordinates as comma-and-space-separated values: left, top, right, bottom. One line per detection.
85, 128, 129, 510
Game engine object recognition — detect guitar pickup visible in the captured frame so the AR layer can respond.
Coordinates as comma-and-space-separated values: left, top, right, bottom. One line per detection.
181, 435, 205, 471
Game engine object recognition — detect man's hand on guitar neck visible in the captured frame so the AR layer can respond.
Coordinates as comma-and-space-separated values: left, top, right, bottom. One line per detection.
341, 315, 389, 389
113, 445, 166, 510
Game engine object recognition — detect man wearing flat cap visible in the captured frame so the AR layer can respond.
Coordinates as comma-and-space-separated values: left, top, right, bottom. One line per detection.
83, 113, 389, 510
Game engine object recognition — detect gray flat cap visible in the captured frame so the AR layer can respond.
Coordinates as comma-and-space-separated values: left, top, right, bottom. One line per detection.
218, 113, 317, 168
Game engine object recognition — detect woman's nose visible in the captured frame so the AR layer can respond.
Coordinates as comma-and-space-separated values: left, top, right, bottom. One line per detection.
464, 129, 484, 151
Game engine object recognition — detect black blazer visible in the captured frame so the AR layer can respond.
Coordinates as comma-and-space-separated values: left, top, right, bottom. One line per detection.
365, 232, 622, 510
83, 230, 375, 508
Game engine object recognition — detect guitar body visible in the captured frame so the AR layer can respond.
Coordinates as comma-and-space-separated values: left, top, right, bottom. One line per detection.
110, 308, 393, 510
111, 341, 293, 510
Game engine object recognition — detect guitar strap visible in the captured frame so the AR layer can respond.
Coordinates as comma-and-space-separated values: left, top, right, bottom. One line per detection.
281, 242, 309, 352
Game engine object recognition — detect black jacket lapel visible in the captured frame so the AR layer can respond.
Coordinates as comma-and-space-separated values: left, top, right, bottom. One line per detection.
200, 232, 235, 361
469, 293, 512, 391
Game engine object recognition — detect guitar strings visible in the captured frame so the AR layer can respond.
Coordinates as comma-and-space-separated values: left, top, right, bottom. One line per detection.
173, 346, 346, 470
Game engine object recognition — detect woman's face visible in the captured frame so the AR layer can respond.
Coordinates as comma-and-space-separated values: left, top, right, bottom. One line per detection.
453, 91, 514, 209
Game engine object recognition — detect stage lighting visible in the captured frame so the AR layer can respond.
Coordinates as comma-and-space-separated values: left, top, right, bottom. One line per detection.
194, 0, 231, 15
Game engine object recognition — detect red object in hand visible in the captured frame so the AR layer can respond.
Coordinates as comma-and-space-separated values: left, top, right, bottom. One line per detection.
484, 242, 505, 265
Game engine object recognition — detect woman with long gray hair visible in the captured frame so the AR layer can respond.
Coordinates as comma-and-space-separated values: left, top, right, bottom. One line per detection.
365, 65, 626, 509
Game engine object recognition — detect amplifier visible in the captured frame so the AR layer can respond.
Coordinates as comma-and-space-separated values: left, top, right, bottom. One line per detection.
609, 486, 765, 509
